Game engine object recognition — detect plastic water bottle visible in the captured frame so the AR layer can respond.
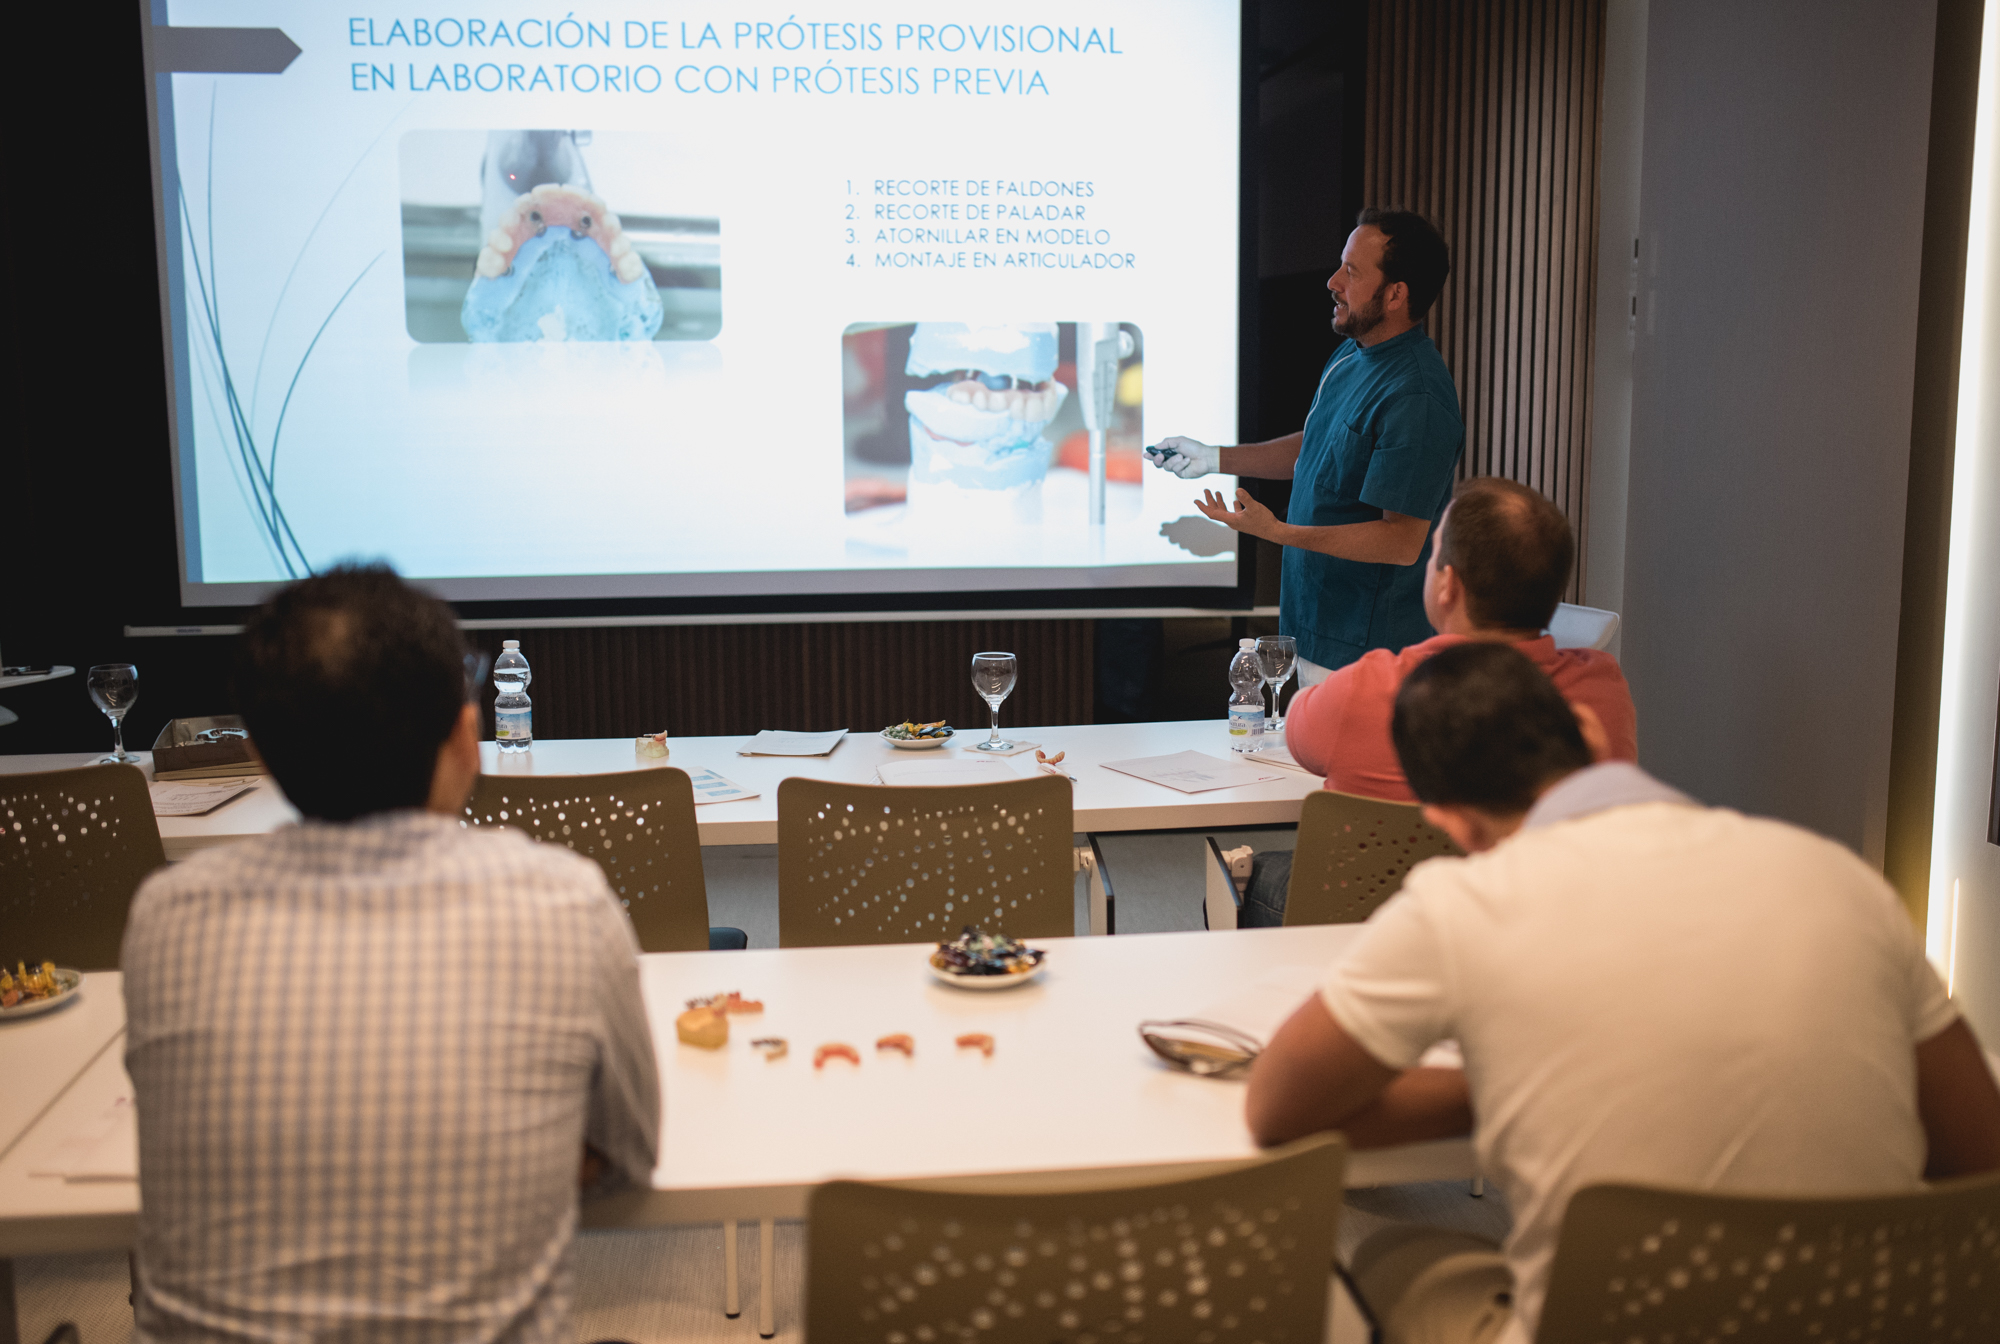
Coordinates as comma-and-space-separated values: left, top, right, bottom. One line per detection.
494, 640, 533, 752
1227, 637, 1265, 752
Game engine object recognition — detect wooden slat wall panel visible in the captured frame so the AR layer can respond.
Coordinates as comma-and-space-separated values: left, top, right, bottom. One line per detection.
1365, 0, 1607, 596
467, 621, 1093, 742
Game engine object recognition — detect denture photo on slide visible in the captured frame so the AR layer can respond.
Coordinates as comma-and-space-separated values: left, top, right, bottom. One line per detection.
841, 321, 1144, 528
399, 129, 721, 343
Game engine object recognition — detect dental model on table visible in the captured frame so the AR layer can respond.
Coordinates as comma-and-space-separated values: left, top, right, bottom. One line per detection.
902, 322, 1068, 525
461, 130, 664, 343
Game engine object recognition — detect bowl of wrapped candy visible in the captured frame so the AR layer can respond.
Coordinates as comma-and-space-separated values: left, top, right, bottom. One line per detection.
882, 720, 955, 750
0, 961, 82, 1020
928, 927, 1046, 990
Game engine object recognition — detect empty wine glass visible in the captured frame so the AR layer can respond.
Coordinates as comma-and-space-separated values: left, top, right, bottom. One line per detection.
970, 651, 1019, 752
1255, 635, 1297, 736
87, 663, 139, 765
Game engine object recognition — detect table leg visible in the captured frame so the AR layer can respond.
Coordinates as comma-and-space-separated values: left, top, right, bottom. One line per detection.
1083, 836, 1116, 935
1, 1257, 16, 1344
723, 1219, 740, 1318
757, 1217, 776, 1338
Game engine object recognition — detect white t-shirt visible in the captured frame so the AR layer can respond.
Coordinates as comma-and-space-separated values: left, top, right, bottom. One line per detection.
1320, 765, 1957, 1344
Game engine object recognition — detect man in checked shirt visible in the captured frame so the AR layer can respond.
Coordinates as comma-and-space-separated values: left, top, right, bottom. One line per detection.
122, 565, 660, 1343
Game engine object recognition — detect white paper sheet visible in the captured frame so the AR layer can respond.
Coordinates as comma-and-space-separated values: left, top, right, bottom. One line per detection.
685, 768, 758, 804
1099, 750, 1286, 794
30, 1090, 138, 1182
736, 729, 848, 757
877, 758, 1022, 788
149, 778, 260, 817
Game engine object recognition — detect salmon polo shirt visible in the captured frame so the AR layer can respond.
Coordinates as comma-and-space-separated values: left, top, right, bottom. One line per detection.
1283, 632, 1639, 802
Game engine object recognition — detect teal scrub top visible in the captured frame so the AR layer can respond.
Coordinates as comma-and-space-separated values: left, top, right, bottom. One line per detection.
1280, 325, 1465, 671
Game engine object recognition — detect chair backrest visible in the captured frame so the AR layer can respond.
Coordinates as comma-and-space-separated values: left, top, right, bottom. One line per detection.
1283, 788, 1460, 926
777, 774, 1074, 946
1537, 1173, 2000, 1343
1549, 600, 1621, 652
0, 764, 167, 970
464, 767, 710, 951
806, 1133, 1348, 1343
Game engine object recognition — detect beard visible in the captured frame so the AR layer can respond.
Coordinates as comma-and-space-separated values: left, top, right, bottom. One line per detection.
1332, 291, 1386, 339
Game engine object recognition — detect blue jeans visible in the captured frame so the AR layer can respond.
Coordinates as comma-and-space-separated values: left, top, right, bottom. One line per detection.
1238, 849, 1294, 928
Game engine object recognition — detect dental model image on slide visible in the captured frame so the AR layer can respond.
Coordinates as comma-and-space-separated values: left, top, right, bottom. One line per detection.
905, 322, 1068, 521
399, 129, 722, 344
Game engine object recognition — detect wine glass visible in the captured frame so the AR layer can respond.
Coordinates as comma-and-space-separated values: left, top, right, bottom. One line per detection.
1255, 635, 1297, 737
970, 652, 1019, 752
87, 663, 139, 765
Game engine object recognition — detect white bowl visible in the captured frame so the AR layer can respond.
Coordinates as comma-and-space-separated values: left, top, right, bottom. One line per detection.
927, 959, 1045, 991
0, 968, 83, 1020
882, 730, 954, 750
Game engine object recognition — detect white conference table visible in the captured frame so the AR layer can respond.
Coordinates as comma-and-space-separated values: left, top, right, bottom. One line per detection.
0, 720, 1322, 861
0, 927, 1472, 1263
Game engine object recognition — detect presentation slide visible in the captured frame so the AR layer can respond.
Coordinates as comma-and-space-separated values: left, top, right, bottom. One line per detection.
148, 1, 1243, 606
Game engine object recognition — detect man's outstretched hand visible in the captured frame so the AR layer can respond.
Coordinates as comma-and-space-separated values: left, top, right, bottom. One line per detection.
1195, 486, 1280, 540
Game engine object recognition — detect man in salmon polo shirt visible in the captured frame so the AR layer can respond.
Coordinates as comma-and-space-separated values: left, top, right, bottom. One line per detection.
1285, 475, 1637, 800
1235, 476, 1636, 925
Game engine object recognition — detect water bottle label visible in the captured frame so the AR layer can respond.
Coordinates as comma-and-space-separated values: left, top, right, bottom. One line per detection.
495, 708, 533, 742
1228, 704, 1264, 751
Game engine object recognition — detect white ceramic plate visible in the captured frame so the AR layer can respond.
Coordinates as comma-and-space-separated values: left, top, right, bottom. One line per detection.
928, 959, 1045, 991
883, 730, 954, 750
0, 968, 83, 1021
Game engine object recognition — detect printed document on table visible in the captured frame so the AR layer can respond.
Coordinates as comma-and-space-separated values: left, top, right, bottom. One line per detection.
877, 758, 1021, 788
737, 729, 848, 756
686, 768, 758, 805
30, 1090, 137, 1182
150, 778, 259, 816
1099, 751, 1286, 794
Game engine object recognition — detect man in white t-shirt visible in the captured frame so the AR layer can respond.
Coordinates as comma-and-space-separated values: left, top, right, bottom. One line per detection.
1244, 642, 2000, 1344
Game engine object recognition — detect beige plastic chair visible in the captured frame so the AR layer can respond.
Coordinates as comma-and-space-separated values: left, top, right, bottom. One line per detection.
776, 774, 1074, 947
0, 764, 167, 970
1283, 789, 1460, 926
464, 767, 726, 952
1535, 1172, 2000, 1342
806, 1132, 1349, 1343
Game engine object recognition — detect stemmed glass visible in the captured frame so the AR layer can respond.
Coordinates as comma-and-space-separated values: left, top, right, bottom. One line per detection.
87, 663, 140, 765
1255, 635, 1297, 738
970, 651, 1019, 753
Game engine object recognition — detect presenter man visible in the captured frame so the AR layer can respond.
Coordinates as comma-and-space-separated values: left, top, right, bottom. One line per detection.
1149, 209, 1464, 683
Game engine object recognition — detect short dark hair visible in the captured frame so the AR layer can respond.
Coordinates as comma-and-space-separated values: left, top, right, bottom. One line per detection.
1437, 478, 1576, 630
1391, 642, 1593, 813
234, 564, 467, 822
1356, 207, 1451, 321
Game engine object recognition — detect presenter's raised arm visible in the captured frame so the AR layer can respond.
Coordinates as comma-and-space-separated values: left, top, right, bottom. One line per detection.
1194, 488, 1432, 566
1145, 433, 1304, 481
1220, 432, 1305, 480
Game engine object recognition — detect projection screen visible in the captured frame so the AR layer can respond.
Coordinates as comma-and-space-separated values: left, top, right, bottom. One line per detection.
143, 1, 1245, 609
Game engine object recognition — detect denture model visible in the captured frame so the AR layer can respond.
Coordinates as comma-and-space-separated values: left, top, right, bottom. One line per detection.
903, 323, 1067, 493
461, 183, 663, 343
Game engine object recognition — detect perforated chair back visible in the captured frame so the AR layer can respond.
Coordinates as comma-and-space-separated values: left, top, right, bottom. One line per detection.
1537, 1173, 2000, 1343
464, 767, 711, 952
1283, 788, 1460, 926
806, 1132, 1347, 1343
0, 764, 167, 970
777, 774, 1073, 946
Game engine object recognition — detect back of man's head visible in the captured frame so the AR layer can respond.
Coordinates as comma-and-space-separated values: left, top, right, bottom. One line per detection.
1355, 207, 1451, 321
1392, 642, 1593, 814
235, 564, 466, 822
1437, 477, 1575, 631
